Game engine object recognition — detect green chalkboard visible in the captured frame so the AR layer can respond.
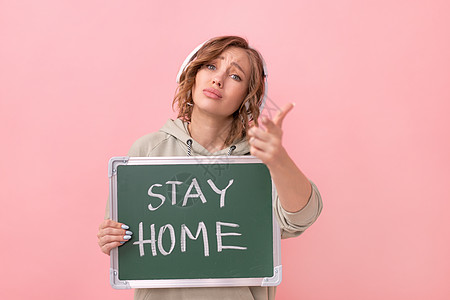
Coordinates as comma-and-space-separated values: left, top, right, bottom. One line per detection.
109, 156, 281, 289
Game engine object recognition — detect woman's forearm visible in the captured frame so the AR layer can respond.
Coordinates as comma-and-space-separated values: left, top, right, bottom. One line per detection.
267, 150, 312, 212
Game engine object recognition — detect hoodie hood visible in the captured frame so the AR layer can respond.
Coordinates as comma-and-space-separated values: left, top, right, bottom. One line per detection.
159, 119, 250, 156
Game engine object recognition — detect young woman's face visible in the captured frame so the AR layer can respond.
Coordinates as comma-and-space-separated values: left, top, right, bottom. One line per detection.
191, 47, 251, 120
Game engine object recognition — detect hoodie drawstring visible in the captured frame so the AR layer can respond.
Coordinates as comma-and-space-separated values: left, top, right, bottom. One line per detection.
186, 139, 236, 156
186, 139, 193, 157
227, 145, 236, 156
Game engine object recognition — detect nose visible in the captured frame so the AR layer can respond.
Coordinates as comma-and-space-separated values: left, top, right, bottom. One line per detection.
212, 77, 222, 88
212, 72, 225, 88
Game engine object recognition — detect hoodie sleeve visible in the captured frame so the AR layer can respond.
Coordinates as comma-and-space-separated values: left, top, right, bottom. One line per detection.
274, 181, 323, 239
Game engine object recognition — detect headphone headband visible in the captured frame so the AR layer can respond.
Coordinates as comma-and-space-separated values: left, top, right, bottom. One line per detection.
176, 39, 268, 112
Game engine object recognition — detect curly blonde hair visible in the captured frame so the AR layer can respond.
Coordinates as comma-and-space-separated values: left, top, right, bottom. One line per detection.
173, 36, 266, 146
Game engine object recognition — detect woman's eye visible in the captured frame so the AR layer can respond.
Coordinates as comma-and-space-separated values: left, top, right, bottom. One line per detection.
206, 64, 216, 70
230, 74, 241, 81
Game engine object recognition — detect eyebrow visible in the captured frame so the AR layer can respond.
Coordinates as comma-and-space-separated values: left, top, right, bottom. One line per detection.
218, 56, 246, 76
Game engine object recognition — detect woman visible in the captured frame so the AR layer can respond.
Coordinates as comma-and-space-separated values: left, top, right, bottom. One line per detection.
98, 36, 322, 300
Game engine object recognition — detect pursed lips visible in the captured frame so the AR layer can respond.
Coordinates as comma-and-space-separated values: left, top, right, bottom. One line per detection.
203, 88, 222, 99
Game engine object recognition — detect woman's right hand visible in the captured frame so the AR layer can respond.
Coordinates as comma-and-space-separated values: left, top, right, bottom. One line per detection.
97, 219, 133, 255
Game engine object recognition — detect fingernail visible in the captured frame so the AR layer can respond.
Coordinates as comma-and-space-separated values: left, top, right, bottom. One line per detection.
124, 235, 132, 240
121, 224, 129, 230
126, 231, 133, 235
292, 102, 296, 106
120, 241, 126, 244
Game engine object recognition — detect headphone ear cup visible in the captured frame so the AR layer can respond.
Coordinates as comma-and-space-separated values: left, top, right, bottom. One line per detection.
260, 75, 268, 112
176, 41, 207, 84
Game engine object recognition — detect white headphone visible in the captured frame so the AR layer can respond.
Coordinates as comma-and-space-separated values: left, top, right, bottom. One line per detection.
176, 39, 268, 112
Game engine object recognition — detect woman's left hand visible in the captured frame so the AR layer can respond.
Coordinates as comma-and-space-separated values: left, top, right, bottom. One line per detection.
247, 103, 294, 168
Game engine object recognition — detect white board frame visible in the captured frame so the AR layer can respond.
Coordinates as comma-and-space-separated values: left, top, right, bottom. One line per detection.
108, 156, 282, 289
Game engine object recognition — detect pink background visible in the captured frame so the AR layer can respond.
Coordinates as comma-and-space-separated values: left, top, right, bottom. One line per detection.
1, 0, 449, 299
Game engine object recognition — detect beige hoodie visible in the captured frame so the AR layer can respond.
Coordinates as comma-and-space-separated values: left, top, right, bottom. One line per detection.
108, 119, 323, 300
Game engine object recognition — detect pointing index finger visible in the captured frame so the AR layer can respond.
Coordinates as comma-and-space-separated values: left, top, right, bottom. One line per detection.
273, 103, 295, 127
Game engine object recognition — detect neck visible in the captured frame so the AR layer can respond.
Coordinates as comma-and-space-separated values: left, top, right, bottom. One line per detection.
188, 110, 233, 153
